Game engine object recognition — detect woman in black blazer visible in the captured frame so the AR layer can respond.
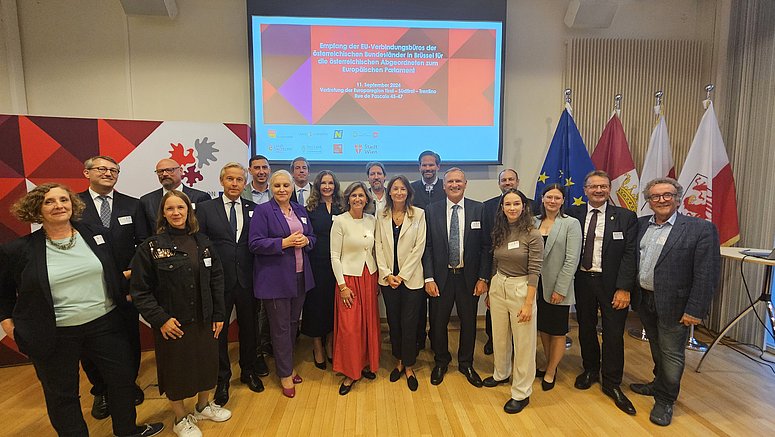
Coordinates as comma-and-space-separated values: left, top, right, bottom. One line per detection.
0, 183, 162, 437
303, 170, 344, 368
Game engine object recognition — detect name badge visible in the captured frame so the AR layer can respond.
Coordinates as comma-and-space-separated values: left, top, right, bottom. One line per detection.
301, 217, 308, 224
203, 257, 212, 267
93, 235, 105, 245
613, 231, 624, 240
191, 203, 196, 210
248, 210, 253, 217
118, 215, 133, 225
471, 221, 481, 229
507, 241, 519, 250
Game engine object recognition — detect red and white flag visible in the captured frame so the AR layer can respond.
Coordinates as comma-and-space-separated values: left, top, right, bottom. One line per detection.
591, 113, 640, 212
638, 107, 676, 217
677, 101, 740, 246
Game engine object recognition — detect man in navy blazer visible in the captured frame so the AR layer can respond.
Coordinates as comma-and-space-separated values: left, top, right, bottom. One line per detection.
422, 167, 491, 388
197, 163, 265, 406
566, 170, 638, 415
78, 155, 144, 418
630, 177, 720, 426
137, 158, 211, 241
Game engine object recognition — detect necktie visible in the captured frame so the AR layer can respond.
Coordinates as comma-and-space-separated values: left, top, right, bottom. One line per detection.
449, 204, 461, 267
581, 209, 599, 270
98, 195, 111, 228
229, 201, 238, 240
298, 188, 305, 205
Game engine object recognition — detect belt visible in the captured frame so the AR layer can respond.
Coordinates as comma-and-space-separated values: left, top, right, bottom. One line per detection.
448, 267, 464, 275
579, 270, 602, 278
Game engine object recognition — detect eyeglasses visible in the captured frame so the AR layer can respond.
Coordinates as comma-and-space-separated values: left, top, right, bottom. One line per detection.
585, 184, 610, 190
648, 192, 677, 202
88, 166, 120, 175
155, 167, 181, 175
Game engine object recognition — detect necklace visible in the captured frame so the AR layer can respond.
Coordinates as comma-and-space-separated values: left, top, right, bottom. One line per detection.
45, 228, 77, 250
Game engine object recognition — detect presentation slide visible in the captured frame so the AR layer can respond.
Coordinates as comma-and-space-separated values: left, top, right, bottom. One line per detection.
251, 16, 503, 163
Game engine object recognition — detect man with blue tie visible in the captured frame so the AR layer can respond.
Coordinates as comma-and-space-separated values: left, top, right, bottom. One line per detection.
422, 168, 491, 388
78, 155, 144, 420
630, 177, 720, 426
289, 157, 312, 207
197, 163, 263, 406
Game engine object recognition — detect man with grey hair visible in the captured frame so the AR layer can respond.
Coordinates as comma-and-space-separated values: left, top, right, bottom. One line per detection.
630, 177, 720, 426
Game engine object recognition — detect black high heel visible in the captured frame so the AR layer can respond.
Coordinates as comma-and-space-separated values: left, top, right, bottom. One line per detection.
313, 350, 326, 370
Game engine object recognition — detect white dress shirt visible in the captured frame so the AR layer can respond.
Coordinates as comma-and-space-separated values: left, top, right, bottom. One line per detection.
294, 183, 312, 207
221, 195, 244, 241
446, 197, 465, 268
89, 187, 113, 210
582, 201, 607, 272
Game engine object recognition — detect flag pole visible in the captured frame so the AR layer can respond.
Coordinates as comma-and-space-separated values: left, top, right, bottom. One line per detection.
563, 87, 576, 350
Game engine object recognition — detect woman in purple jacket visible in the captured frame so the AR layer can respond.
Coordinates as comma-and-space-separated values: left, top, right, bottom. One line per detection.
249, 170, 316, 398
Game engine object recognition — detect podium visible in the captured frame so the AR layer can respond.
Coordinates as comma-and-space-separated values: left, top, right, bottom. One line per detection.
695, 247, 775, 372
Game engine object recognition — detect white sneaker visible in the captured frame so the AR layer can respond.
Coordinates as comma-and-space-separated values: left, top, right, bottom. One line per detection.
173, 415, 202, 437
193, 401, 232, 422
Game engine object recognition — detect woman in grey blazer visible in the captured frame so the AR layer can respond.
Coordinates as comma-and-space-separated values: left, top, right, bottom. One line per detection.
534, 184, 582, 391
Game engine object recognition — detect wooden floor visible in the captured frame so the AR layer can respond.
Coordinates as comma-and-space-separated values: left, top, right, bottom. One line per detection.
1, 315, 774, 436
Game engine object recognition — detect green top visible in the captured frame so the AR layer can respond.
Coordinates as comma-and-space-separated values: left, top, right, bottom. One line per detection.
46, 233, 115, 326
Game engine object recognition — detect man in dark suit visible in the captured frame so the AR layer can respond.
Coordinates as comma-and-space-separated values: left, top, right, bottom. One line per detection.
410, 150, 445, 210
289, 156, 312, 207
422, 167, 491, 388
630, 177, 720, 426
136, 158, 211, 241
566, 170, 638, 415
197, 163, 265, 406
78, 155, 144, 419
410, 150, 445, 350
481, 168, 533, 354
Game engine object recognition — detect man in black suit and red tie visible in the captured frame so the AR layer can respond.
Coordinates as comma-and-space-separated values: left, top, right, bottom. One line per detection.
137, 158, 211, 242
566, 170, 638, 416
197, 163, 265, 406
422, 167, 491, 388
78, 155, 144, 419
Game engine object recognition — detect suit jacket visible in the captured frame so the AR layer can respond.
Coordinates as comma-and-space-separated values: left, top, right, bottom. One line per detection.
374, 206, 427, 290
637, 213, 720, 322
289, 182, 313, 206
249, 198, 316, 299
410, 179, 444, 210
137, 186, 211, 242
422, 198, 491, 292
533, 214, 582, 305
330, 211, 378, 282
567, 203, 639, 307
78, 190, 141, 271
196, 196, 257, 291
0, 222, 124, 360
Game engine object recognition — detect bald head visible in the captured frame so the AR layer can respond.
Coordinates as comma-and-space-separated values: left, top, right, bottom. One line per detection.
155, 158, 183, 190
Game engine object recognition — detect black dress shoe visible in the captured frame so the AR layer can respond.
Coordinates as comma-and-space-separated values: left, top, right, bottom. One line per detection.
313, 350, 326, 370
483, 340, 493, 355
338, 379, 357, 395
630, 381, 656, 396
254, 355, 270, 377
240, 373, 265, 393
503, 397, 530, 414
389, 367, 402, 382
91, 394, 109, 420
459, 366, 483, 388
407, 374, 419, 391
128, 422, 165, 437
602, 385, 637, 415
574, 371, 599, 390
214, 382, 230, 406
361, 369, 376, 380
430, 365, 447, 385
134, 385, 145, 406
483, 376, 509, 387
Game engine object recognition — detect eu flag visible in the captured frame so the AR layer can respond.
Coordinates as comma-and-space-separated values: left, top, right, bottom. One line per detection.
534, 107, 595, 208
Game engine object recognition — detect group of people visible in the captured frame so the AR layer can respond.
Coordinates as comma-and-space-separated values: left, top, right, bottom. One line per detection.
0, 149, 721, 436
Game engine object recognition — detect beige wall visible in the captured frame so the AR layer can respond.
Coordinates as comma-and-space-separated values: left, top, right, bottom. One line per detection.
0, 0, 718, 201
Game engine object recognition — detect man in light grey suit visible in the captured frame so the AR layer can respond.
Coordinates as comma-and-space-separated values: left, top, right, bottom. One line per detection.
630, 177, 721, 427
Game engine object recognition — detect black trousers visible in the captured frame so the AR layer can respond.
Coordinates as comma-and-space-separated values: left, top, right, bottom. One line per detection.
33, 310, 140, 437
218, 284, 259, 383
382, 284, 423, 367
81, 303, 141, 396
417, 295, 429, 346
429, 272, 479, 368
255, 299, 271, 354
574, 272, 628, 388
